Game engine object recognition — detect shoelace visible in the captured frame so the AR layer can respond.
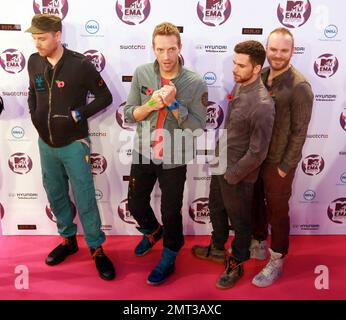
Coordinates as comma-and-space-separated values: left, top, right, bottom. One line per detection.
92, 247, 104, 259
62, 238, 72, 246
145, 225, 161, 244
261, 258, 279, 277
225, 257, 240, 274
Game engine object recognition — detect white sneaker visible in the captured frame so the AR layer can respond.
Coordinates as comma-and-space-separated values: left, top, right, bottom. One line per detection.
252, 248, 284, 287
250, 239, 267, 260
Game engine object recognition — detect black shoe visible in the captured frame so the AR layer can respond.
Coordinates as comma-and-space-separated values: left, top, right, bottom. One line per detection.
90, 246, 115, 281
45, 235, 79, 266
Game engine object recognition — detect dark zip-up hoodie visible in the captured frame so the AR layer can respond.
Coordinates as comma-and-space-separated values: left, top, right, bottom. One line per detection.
27, 47, 112, 147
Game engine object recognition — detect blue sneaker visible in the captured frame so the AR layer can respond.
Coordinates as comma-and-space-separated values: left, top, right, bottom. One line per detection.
147, 247, 177, 285
134, 225, 163, 256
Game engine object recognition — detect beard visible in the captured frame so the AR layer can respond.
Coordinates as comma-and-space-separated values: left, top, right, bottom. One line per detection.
233, 72, 253, 84
268, 56, 291, 71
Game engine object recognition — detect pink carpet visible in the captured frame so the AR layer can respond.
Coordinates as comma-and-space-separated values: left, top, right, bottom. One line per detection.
0, 234, 345, 300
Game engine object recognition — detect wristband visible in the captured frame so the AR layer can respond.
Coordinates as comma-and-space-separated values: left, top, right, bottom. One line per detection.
74, 110, 81, 122
167, 100, 180, 111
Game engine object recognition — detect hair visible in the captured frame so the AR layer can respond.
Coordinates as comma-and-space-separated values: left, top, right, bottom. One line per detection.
234, 40, 266, 67
267, 27, 294, 48
152, 22, 181, 47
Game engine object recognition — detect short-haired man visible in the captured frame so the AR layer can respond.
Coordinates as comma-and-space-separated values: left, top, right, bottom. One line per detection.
26, 14, 115, 280
192, 40, 275, 289
250, 28, 314, 287
124, 22, 207, 285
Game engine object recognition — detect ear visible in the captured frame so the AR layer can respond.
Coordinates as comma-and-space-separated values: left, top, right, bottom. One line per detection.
253, 64, 261, 75
55, 31, 62, 42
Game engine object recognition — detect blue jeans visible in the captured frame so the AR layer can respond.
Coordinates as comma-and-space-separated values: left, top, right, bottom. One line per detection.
209, 175, 254, 262
38, 138, 105, 248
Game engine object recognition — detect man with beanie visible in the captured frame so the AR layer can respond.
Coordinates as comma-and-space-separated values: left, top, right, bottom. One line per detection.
26, 14, 115, 280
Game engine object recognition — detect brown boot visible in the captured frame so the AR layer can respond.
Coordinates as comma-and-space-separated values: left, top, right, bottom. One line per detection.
191, 243, 225, 264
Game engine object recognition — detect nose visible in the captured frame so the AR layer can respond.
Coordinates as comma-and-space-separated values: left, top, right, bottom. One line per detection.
163, 51, 170, 60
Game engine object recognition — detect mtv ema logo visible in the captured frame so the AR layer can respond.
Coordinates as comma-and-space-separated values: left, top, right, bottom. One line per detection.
116, 102, 137, 130
118, 199, 137, 224
46, 202, 76, 223
90, 153, 107, 175
116, 0, 151, 25
189, 198, 210, 224
340, 111, 346, 132
206, 101, 224, 130
8, 153, 33, 174
277, 0, 311, 28
314, 54, 339, 78
301, 154, 324, 176
0, 202, 4, 220
327, 198, 346, 224
0, 49, 25, 74
33, 0, 69, 19
197, 0, 231, 27
83, 50, 105, 73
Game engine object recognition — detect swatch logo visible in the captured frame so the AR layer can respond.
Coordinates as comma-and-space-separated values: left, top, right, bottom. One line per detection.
0, 49, 25, 74
189, 197, 210, 224
277, 0, 311, 28
33, 0, 69, 19
327, 198, 346, 224
83, 50, 105, 73
314, 54, 338, 78
197, 0, 231, 27
118, 199, 137, 224
339, 111, 346, 131
206, 102, 224, 130
0, 202, 4, 220
46, 202, 76, 223
8, 153, 33, 174
90, 153, 107, 175
301, 154, 324, 176
116, 102, 137, 131
116, 0, 151, 25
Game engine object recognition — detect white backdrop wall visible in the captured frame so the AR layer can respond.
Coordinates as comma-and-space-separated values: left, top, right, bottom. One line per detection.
0, 0, 345, 236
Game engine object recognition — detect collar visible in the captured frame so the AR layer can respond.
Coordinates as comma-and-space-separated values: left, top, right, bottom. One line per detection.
262, 65, 293, 86
238, 75, 262, 93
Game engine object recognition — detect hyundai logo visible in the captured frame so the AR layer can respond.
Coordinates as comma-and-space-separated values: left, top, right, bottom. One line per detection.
324, 24, 338, 38
85, 20, 99, 34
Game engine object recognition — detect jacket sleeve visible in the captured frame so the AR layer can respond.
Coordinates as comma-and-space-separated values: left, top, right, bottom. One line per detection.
27, 56, 36, 115
124, 68, 141, 123
225, 101, 275, 184
177, 79, 208, 131
74, 58, 113, 121
278, 82, 314, 173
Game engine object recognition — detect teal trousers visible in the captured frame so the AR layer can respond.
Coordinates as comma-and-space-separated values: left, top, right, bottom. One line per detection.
38, 138, 105, 248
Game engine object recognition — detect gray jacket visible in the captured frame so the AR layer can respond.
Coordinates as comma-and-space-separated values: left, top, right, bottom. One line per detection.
223, 76, 275, 184
124, 60, 208, 169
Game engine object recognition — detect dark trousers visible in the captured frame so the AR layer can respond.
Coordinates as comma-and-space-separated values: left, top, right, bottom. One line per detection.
252, 163, 297, 257
128, 162, 186, 252
209, 175, 254, 262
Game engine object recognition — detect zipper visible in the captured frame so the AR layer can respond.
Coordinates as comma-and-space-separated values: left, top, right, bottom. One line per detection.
45, 66, 57, 145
